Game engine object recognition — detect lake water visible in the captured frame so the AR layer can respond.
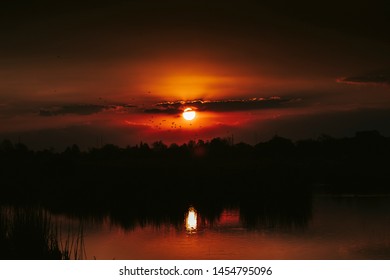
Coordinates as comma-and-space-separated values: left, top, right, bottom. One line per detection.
58, 195, 390, 260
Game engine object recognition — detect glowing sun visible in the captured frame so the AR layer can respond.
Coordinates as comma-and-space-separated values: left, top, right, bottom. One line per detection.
182, 108, 196, 121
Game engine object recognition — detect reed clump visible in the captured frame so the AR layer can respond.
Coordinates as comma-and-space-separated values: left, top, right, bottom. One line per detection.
0, 206, 85, 260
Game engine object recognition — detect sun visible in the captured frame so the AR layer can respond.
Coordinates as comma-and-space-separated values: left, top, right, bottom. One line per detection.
182, 108, 196, 121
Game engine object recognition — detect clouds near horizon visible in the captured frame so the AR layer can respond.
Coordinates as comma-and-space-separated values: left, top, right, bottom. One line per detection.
337, 69, 390, 86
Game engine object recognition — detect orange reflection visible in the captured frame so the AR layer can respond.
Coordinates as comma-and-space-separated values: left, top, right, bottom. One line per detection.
185, 207, 197, 233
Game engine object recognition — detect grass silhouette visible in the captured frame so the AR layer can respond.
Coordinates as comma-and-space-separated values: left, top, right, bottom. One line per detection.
0, 206, 85, 260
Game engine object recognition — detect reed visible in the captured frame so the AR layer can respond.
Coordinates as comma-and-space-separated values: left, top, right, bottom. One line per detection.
0, 206, 85, 260
60, 223, 86, 260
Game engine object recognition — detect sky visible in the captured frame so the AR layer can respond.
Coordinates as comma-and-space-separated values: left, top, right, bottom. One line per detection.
1, 0, 390, 150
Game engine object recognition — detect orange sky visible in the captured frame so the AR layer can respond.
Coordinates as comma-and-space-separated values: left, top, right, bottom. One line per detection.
1, 1, 390, 149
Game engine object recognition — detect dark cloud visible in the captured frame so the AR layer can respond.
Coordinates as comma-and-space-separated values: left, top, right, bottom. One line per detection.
144, 97, 302, 114
337, 70, 390, 86
39, 103, 136, 116
251, 107, 390, 142
0, 122, 147, 151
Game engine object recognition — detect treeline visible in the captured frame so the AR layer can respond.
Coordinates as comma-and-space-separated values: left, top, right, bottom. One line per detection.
1, 130, 389, 205
0, 130, 388, 233
1, 130, 389, 160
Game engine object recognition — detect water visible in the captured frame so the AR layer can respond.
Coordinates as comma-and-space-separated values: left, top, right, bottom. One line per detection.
65, 195, 390, 259
2, 195, 390, 259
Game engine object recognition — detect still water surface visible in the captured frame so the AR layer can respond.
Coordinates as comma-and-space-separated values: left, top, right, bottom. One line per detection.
67, 195, 390, 259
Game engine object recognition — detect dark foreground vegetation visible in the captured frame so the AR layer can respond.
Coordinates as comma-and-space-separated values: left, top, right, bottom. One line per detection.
0, 130, 389, 258
0, 206, 85, 260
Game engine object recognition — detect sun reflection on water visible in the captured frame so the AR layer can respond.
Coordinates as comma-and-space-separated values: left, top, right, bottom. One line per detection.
185, 207, 197, 233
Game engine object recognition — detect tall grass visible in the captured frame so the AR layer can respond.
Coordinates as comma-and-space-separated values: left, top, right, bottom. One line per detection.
60, 223, 86, 260
0, 206, 85, 260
